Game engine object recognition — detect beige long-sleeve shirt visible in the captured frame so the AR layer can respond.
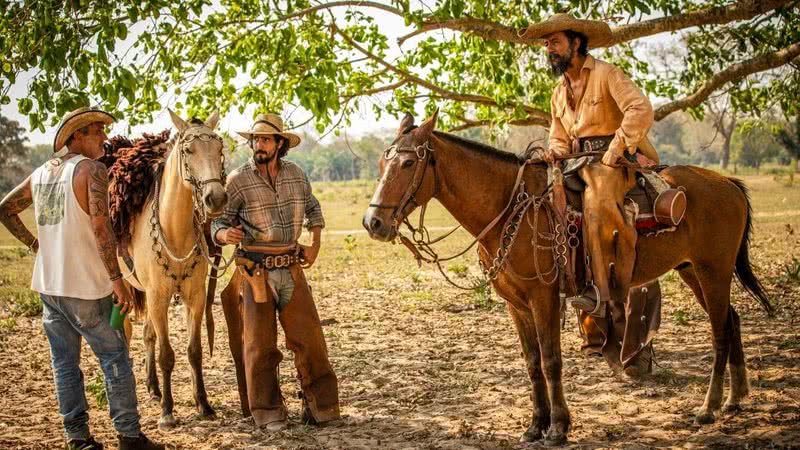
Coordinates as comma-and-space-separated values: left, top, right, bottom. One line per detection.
549, 56, 658, 162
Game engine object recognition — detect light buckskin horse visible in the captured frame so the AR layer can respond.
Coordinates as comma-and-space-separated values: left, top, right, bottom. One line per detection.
124, 111, 227, 429
362, 112, 773, 445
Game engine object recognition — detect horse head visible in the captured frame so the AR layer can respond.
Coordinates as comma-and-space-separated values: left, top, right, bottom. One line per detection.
168, 109, 228, 217
363, 110, 439, 241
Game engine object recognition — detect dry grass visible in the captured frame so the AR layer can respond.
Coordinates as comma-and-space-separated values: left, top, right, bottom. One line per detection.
0, 175, 798, 449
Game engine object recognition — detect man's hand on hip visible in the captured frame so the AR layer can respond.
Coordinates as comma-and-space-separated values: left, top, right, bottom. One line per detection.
300, 243, 320, 268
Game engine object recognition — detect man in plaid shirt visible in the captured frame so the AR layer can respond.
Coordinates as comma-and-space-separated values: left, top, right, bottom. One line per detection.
212, 113, 340, 431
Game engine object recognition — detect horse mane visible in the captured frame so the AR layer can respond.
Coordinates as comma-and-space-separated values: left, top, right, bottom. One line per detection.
432, 131, 527, 164
104, 130, 174, 241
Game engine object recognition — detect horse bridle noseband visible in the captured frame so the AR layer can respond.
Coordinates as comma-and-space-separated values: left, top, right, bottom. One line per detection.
369, 140, 436, 231
178, 127, 226, 187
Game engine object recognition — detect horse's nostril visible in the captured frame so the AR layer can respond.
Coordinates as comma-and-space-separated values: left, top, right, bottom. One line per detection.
204, 194, 217, 209
370, 216, 383, 232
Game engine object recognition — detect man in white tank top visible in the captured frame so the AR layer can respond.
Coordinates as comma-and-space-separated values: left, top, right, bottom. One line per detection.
0, 107, 163, 450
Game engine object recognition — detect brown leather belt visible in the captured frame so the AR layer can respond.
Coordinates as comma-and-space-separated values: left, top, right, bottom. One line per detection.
236, 248, 302, 270
576, 135, 614, 153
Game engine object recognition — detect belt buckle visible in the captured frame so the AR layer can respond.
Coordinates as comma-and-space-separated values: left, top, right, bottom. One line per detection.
278, 254, 290, 268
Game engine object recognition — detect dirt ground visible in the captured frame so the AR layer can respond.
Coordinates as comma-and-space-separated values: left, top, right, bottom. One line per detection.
0, 176, 799, 449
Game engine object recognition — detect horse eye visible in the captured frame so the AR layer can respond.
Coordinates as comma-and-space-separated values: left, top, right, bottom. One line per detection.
401, 159, 414, 168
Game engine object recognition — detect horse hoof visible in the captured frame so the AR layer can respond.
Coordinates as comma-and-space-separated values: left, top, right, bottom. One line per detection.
695, 410, 715, 425
519, 425, 544, 442
159, 414, 177, 430
722, 402, 742, 415
543, 428, 567, 446
198, 405, 217, 419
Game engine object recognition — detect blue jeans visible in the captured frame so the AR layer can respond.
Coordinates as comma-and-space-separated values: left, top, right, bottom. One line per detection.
40, 293, 141, 440
268, 268, 295, 311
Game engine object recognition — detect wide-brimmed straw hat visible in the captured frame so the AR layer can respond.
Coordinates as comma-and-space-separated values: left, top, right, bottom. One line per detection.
522, 13, 614, 49
236, 113, 301, 148
53, 107, 116, 152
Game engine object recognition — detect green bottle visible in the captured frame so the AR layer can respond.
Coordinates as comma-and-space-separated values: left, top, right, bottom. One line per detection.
109, 299, 125, 330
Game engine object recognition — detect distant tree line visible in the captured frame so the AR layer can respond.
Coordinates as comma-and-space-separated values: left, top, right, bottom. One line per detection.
3, 110, 800, 197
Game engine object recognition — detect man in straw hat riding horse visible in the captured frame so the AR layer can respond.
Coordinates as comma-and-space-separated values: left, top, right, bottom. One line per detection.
0, 107, 164, 450
212, 113, 340, 431
526, 14, 671, 376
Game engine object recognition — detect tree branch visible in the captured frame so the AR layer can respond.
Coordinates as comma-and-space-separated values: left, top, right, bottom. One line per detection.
608, 0, 794, 46
654, 41, 800, 121
282, 1, 403, 20
342, 79, 408, 99
333, 24, 549, 121
448, 115, 549, 132
397, 0, 793, 48
398, 17, 524, 46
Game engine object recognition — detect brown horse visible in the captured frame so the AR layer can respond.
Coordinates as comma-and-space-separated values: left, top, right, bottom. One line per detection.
362, 112, 772, 445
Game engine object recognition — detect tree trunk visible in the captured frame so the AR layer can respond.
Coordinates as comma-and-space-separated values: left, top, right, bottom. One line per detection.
720, 133, 732, 170
719, 115, 736, 170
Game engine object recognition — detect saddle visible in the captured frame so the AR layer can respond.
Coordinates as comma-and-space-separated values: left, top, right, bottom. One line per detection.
545, 136, 687, 317
559, 136, 687, 232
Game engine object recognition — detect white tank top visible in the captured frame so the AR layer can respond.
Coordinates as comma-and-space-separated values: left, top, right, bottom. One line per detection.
30, 155, 113, 299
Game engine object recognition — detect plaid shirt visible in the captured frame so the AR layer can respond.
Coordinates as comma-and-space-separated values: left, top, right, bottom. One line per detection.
211, 159, 324, 247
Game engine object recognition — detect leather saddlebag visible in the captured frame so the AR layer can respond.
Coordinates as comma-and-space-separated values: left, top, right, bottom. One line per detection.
654, 188, 687, 226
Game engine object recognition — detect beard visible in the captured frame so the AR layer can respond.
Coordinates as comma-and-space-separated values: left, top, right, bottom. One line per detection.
549, 49, 573, 76
254, 150, 275, 165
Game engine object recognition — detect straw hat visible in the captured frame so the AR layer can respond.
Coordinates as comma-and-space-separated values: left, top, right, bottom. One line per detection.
236, 113, 301, 148
522, 13, 614, 49
53, 107, 116, 152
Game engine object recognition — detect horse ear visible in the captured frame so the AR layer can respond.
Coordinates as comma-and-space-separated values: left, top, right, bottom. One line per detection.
397, 112, 415, 136
205, 111, 220, 130
168, 109, 188, 133
414, 108, 439, 140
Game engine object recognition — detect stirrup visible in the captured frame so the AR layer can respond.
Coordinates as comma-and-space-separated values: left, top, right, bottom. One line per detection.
567, 285, 606, 318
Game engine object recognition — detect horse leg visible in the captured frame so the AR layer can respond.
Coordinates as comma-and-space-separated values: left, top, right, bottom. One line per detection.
186, 289, 215, 418
149, 293, 177, 429
677, 266, 708, 313
530, 286, 570, 445
507, 303, 550, 442
143, 318, 162, 401
221, 272, 249, 417
690, 265, 733, 425
722, 306, 749, 413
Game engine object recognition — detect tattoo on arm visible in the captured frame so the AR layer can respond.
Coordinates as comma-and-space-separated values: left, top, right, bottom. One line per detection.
86, 162, 122, 279
0, 178, 36, 247
88, 164, 110, 216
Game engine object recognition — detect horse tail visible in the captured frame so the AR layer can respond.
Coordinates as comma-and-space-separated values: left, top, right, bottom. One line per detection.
132, 288, 147, 317
728, 177, 774, 316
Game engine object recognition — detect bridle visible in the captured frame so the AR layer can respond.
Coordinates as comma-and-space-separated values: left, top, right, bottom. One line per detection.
368, 135, 548, 291
148, 125, 234, 294
176, 125, 226, 225
368, 138, 436, 234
